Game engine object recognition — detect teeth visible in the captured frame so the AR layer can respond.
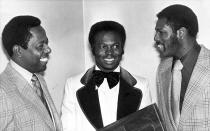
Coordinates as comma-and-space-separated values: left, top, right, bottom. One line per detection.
157, 44, 164, 51
104, 58, 114, 62
40, 58, 48, 62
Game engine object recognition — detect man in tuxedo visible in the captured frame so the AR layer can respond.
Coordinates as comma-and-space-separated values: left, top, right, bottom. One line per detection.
61, 21, 152, 131
0, 15, 62, 131
154, 4, 210, 131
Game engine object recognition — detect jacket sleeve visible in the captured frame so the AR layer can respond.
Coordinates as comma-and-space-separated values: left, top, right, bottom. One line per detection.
61, 78, 76, 131
0, 88, 14, 130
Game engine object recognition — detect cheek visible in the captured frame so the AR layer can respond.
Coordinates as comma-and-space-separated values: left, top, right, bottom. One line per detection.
33, 51, 42, 59
97, 50, 106, 56
162, 33, 171, 40
114, 49, 123, 56
94, 49, 105, 57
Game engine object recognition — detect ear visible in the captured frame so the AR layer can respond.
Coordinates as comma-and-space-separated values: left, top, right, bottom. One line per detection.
176, 27, 186, 40
12, 45, 22, 58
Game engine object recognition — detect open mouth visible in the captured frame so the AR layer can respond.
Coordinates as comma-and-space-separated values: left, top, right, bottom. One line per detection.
104, 58, 114, 64
40, 57, 49, 62
156, 43, 164, 52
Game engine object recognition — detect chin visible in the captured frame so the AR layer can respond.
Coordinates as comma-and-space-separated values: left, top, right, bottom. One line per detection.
37, 66, 47, 73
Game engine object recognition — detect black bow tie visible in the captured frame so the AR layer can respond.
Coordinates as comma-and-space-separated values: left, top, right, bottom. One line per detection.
92, 70, 120, 89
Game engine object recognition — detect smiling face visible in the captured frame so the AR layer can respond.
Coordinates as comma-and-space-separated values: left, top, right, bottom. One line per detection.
154, 18, 180, 58
20, 25, 51, 73
92, 31, 124, 72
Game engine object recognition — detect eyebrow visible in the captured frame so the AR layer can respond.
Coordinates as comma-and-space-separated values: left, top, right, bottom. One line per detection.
155, 28, 161, 31
39, 39, 48, 44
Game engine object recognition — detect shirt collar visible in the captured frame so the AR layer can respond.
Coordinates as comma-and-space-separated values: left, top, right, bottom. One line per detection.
10, 60, 33, 85
95, 65, 120, 72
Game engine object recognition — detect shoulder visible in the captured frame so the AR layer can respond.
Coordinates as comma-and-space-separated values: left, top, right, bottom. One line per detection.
65, 71, 86, 86
66, 72, 85, 83
121, 67, 148, 83
199, 45, 210, 68
66, 66, 95, 84
64, 70, 89, 92
120, 67, 148, 88
125, 71, 152, 108
157, 57, 173, 73
0, 68, 13, 92
133, 74, 148, 85
132, 74, 149, 92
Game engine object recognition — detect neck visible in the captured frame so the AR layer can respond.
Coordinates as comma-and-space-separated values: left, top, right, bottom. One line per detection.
11, 57, 33, 73
175, 38, 197, 59
95, 65, 119, 73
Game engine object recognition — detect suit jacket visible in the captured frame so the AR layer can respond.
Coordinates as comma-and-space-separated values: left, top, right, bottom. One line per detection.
61, 66, 152, 131
156, 45, 210, 131
0, 63, 62, 131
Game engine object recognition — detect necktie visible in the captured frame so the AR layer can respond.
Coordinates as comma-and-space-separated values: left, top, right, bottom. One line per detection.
31, 74, 52, 119
171, 60, 183, 127
92, 70, 120, 89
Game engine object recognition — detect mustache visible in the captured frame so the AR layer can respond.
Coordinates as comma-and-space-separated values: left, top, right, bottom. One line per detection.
153, 41, 161, 48
41, 54, 50, 59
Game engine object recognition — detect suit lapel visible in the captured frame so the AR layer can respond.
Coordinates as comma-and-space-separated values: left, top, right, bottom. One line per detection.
160, 67, 174, 124
22, 82, 54, 129
157, 58, 175, 128
117, 67, 142, 120
36, 74, 62, 131
180, 46, 209, 121
117, 76, 142, 120
5, 64, 54, 130
77, 67, 103, 129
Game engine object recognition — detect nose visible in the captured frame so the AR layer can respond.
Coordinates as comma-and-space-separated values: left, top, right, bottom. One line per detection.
154, 32, 160, 42
44, 44, 51, 54
106, 46, 112, 55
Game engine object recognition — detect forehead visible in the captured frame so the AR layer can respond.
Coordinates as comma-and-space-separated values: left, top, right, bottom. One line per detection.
28, 26, 47, 47
94, 31, 121, 42
156, 18, 173, 32
29, 25, 47, 38
156, 18, 168, 29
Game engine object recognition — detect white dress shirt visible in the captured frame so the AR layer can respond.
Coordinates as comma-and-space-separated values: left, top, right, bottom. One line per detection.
95, 66, 120, 126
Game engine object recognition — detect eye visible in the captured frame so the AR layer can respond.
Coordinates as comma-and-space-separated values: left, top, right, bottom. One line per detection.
100, 44, 107, 49
36, 44, 43, 49
156, 30, 166, 38
36, 42, 46, 51
112, 44, 120, 49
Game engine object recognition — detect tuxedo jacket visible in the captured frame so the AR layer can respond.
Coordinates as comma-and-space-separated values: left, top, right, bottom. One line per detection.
0, 63, 63, 131
61, 66, 152, 131
156, 45, 210, 131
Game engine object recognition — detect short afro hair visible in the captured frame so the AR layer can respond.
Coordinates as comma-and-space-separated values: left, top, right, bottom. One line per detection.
157, 4, 198, 37
88, 20, 126, 49
2, 15, 41, 57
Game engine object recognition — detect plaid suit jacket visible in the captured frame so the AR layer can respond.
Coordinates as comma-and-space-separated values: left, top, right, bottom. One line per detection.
156, 45, 210, 131
0, 63, 62, 131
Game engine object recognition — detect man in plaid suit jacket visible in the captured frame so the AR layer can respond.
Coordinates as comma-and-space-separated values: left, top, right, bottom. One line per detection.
0, 16, 62, 130
154, 4, 210, 131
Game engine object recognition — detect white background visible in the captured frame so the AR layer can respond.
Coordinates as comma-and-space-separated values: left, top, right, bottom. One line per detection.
1, 0, 210, 113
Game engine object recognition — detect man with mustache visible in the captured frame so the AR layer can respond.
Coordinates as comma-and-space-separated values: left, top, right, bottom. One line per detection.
0, 15, 62, 131
154, 4, 210, 131
61, 20, 152, 131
